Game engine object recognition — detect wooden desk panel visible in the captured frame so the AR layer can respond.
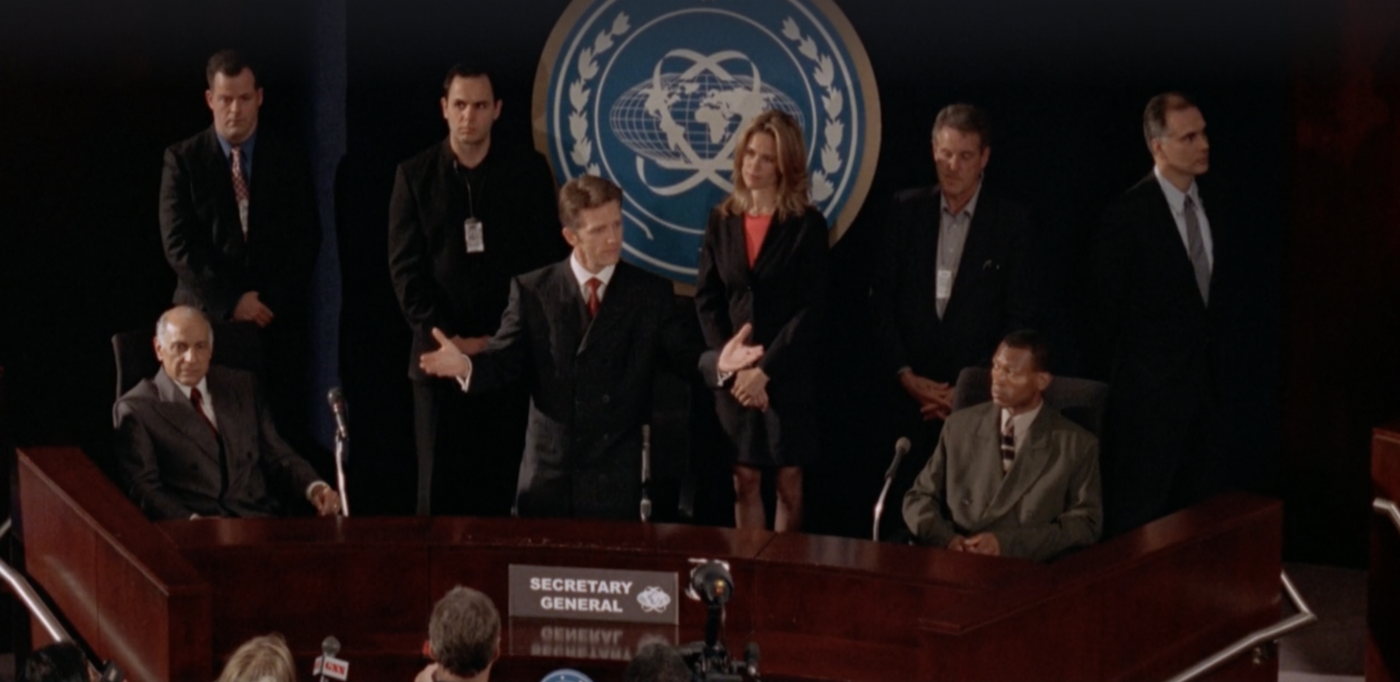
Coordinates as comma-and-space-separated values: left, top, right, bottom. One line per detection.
16, 447, 1285, 682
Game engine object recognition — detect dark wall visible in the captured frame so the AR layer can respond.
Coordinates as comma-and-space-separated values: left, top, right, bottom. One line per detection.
0, 0, 1326, 557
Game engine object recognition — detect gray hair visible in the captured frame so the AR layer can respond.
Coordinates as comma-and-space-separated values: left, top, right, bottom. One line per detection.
1143, 92, 1198, 145
932, 103, 991, 149
155, 305, 214, 347
429, 586, 500, 677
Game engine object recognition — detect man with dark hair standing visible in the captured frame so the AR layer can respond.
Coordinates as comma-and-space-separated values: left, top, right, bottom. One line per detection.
159, 49, 322, 453
419, 175, 762, 520
415, 586, 501, 682
1089, 92, 1226, 534
389, 65, 564, 516
871, 103, 1037, 536
903, 331, 1101, 562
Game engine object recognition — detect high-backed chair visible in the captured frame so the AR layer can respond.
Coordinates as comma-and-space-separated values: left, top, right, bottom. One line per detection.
949, 366, 1108, 439
111, 321, 265, 401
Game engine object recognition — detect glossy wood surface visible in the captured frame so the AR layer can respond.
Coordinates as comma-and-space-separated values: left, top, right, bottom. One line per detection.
1370, 425, 1400, 682
18, 446, 1282, 681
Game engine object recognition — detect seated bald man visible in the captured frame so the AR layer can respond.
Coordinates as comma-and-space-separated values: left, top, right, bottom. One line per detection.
902, 330, 1102, 561
114, 305, 341, 520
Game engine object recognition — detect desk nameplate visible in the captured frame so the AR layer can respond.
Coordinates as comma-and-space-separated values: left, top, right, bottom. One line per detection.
509, 564, 680, 624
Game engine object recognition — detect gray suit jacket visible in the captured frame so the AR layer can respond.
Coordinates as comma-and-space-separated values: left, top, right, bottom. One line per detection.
902, 401, 1102, 561
114, 366, 322, 520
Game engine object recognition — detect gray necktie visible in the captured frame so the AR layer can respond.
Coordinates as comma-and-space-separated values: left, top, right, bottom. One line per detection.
1183, 195, 1210, 304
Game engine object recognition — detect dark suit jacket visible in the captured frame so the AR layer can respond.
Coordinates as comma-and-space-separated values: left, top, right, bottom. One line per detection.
872, 185, 1036, 385
114, 366, 323, 520
388, 140, 564, 380
1089, 172, 1229, 531
694, 206, 828, 465
159, 126, 321, 320
468, 259, 709, 520
902, 402, 1102, 562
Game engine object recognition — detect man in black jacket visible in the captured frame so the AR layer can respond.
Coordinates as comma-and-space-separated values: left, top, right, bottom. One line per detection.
388, 65, 565, 516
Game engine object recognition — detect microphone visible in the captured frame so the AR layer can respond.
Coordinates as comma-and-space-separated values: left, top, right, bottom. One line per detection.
744, 641, 760, 678
873, 437, 913, 542
884, 437, 912, 481
327, 388, 349, 441
686, 560, 734, 607
640, 424, 653, 522
314, 636, 348, 681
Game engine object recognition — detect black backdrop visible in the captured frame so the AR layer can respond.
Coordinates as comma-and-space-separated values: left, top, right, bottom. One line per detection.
0, 0, 1298, 556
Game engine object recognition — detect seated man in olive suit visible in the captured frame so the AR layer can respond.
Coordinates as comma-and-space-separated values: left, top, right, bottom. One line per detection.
114, 305, 342, 520
903, 330, 1101, 561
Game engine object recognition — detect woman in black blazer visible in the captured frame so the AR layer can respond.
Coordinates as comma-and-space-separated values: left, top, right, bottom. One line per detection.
695, 110, 828, 532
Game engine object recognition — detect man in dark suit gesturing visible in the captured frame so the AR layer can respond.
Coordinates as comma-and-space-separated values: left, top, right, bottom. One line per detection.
870, 104, 1037, 535
419, 175, 762, 520
158, 49, 322, 448
1089, 92, 1225, 534
115, 306, 341, 521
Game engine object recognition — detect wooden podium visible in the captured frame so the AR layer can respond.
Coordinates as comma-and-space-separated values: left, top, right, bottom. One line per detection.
15, 446, 1282, 681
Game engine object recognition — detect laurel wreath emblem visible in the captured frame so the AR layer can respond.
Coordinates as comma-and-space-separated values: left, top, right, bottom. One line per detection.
781, 16, 843, 204
568, 12, 631, 178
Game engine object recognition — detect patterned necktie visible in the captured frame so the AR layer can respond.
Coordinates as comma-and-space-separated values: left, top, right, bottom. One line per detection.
585, 277, 602, 317
231, 145, 250, 238
190, 387, 218, 436
1183, 194, 1210, 304
1001, 417, 1015, 474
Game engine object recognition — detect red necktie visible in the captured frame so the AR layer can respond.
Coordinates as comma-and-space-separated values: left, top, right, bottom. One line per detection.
231, 145, 250, 239
585, 278, 602, 317
190, 387, 218, 436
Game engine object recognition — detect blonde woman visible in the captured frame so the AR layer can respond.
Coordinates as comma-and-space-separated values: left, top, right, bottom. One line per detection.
695, 109, 829, 532
215, 633, 296, 682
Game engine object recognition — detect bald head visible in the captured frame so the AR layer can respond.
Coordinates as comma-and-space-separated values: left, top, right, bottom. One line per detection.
154, 306, 214, 387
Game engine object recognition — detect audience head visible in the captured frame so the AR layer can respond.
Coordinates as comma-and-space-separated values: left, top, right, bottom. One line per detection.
558, 175, 625, 274
205, 49, 262, 145
623, 643, 692, 682
24, 641, 91, 682
428, 586, 501, 681
154, 305, 214, 388
441, 64, 501, 153
1143, 92, 1209, 185
215, 633, 295, 682
725, 109, 811, 220
991, 329, 1052, 414
931, 103, 991, 207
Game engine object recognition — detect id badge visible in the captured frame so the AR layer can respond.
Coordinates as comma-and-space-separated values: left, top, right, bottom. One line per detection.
936, 268, 954, 300
464, 218, 485, 253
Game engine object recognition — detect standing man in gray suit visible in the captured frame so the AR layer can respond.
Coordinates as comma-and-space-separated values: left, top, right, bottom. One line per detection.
114, 306, 341, 520
903, 330, 1101, 562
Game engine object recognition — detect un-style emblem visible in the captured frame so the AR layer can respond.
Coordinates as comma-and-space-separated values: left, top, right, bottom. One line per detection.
535, 0, 881, 281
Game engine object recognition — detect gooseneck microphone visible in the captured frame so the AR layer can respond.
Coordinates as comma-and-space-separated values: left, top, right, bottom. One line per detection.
872, 437, 913, 541
326, 388, 351, 517
327, 388, 349, 441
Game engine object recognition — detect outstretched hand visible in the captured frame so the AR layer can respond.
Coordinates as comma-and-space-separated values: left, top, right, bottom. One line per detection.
717, 322, 764, 374
419, 327, 472, 379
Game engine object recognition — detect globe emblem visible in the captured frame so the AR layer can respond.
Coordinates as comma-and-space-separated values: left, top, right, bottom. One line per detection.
636, 585, 673, 613
609, 53, 804, 197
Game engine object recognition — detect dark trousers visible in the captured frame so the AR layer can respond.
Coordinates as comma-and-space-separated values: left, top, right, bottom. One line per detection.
412, 379, 529, 517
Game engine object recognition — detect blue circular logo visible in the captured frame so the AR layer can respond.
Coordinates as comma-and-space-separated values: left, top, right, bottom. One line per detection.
540, 669, 595, 682
536, 0, 881, 281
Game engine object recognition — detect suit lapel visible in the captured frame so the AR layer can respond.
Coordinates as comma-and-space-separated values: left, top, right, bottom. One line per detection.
912, 195, 943, 328
945, 192, 996, 321
544, 261, 587, 358
579, 262, 634, 356
986, 407, 1055, 520
200, 128, 248, 259
153, 371, 222, 463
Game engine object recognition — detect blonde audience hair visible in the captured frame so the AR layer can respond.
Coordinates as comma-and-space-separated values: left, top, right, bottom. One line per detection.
215, 633, 296, 682
720, 109, 812, 221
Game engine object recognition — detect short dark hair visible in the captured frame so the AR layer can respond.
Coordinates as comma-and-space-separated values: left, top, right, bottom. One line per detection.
206, 49, 258, 89
624, 643, 692, 682
558, 175, 624, 229
1143, 91, 1198, 145
932, 103, 991, 149
430, 586, 501, 677
442, 64, 495, 99
24, 642, 88, 682
1000, 329, 1051, 373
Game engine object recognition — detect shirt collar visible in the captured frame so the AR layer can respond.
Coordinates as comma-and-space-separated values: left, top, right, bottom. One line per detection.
1152, 165, 1200, 214
1000, 400, 1044, 434
569, 252, 617, 290
215, 130, 256, 160
940, 181, 984, 218
168, 374, 210, 402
